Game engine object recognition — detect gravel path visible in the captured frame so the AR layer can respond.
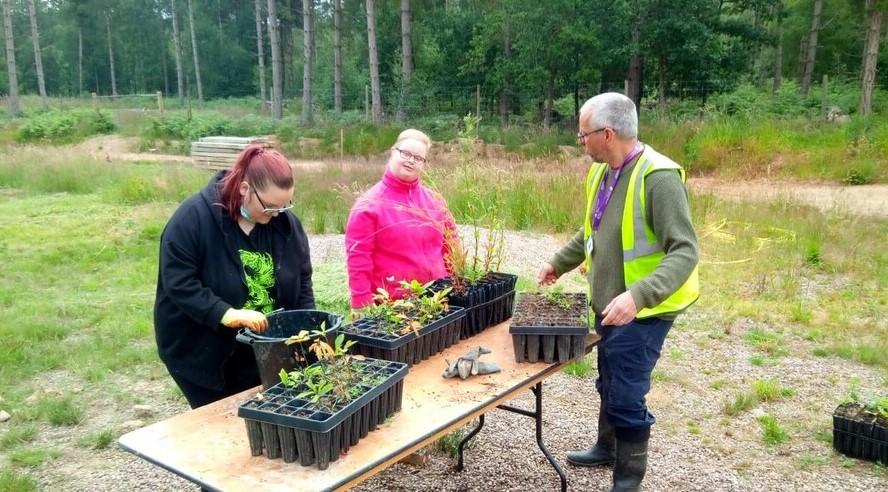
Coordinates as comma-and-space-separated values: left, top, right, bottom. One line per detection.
8, 230, 887, 492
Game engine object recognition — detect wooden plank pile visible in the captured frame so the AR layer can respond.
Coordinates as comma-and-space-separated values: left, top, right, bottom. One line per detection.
190, 136, 277, 170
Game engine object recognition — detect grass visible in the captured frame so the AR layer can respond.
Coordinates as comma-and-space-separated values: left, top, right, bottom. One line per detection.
77, 429, 115, 450
751, 379, 795, 402
723, 379, 795, 416
0, 471, 37, 492
8, 448, 62, 467
563, 359, 594, 377
432, 424, 476, 458
723, 392, 759, 416
757, 415, 790, 445
0, 425, 38, 450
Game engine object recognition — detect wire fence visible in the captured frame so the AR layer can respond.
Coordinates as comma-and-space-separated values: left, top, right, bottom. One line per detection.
7, 74, 883, 125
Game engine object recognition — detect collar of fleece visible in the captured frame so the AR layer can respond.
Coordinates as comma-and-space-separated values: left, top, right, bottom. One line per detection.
382, 167, 420, 192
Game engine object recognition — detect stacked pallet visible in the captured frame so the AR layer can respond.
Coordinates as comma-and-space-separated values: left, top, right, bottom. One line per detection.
190, 136, 277, 170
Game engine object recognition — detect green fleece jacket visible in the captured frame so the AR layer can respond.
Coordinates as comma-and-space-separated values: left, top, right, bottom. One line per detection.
549, 146, 699, 319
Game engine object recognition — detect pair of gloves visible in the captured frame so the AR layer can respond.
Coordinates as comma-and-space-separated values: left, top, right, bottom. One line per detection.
221, 308, 268, 332
442, 346, 501, 380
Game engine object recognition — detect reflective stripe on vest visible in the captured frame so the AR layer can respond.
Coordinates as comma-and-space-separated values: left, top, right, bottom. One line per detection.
583, 146, 699, 318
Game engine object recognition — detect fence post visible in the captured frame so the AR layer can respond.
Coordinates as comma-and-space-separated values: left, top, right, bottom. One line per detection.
475, 84, 480, 117
157, 91, 164, 114
624, 79, 629, 95
364, 85, 369, 121
339, 127, 344, 172
821, 74, 829, 117
91, 92, 97, 109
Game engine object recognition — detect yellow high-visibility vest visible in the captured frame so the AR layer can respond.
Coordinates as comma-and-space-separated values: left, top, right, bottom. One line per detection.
583, 146, 699, 318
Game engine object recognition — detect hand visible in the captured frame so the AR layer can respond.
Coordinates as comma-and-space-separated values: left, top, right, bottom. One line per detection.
601, 291, 637, 326
536, 263, 559, 286
221, 309, 268, 332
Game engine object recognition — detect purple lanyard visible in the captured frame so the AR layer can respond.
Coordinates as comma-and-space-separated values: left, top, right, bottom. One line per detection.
592, 143, 644, 231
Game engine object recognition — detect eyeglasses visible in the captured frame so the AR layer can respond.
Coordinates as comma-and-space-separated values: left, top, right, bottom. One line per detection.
577, 127, 608, 144
395, 148, 427, 165
251, 186, 293, 215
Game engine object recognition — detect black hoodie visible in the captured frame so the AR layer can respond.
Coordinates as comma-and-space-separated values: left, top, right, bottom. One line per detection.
154, 172, 315, 390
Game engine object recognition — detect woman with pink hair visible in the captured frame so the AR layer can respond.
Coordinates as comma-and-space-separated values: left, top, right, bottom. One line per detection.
154, 146, 315, 408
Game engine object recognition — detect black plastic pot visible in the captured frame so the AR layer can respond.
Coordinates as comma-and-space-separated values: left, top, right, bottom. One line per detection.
432, 272, 517, 339
342, 306, 465, 366
238, 357, 408, 469
833, 402, 888, 465
509, 292, 589, 364
236, 309, 344, 390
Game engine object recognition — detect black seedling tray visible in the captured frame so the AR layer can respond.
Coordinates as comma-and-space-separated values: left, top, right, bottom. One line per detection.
833, 402, 888, 465
343, 306, 465, 365
509, 292, 589, 364
432, 272, 517, 338
238, 357, 408, 469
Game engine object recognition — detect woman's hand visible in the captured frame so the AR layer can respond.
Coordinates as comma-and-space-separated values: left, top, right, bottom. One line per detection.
221, 309, 268, 332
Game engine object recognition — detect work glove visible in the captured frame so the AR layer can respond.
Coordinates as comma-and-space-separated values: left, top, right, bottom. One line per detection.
221, 308, 268, 333
443, 346, 501, 380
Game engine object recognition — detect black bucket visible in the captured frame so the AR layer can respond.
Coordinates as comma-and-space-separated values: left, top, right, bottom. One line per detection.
236, 309, 344, 390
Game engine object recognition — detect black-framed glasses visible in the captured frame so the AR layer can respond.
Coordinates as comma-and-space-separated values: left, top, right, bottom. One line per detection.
577, 127, 608, 144
395, 148, 427, 164
251, 186, 293, 215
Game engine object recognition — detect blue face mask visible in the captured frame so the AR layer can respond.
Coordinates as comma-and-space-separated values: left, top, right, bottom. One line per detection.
240, 205, 255, 223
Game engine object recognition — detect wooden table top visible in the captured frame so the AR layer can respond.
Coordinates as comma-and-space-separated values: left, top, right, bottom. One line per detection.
119, 321, 599, 492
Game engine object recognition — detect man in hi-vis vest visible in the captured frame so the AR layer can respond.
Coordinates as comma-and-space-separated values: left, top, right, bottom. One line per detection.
538, 92, 699, 492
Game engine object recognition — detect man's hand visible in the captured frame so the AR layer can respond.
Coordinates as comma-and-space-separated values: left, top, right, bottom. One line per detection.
536, 263, 559, 286
221, 309, 268, 332
601, 291, 637, 326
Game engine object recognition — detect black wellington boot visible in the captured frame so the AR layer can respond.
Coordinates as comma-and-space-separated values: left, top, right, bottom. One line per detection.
566, 409, 616, 466
607, 437, 648, 492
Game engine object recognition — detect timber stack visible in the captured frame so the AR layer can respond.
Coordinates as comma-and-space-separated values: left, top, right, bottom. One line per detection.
190, 136, 278, 170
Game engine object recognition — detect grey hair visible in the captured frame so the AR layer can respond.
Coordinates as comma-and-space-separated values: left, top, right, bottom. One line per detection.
579, 93, 637, 139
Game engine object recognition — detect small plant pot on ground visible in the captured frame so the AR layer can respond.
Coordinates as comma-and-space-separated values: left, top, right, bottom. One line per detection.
509, 292, 589, 364
432, 272, 517, 339
342, 306, 466, 366
236, 309, 344, 389
239, 357, 408, 470
833, 402, 888, 465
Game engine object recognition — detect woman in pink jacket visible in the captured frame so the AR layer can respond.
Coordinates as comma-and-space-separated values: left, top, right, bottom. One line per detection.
345, 129, 457, 309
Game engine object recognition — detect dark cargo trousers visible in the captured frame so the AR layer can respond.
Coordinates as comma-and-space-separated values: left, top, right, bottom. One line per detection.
594, 316, 672, 442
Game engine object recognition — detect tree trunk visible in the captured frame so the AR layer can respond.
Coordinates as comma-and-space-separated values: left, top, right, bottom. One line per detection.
255, 0, 267, 109
397, 0, 412, 122
543, 75, 554, 128
268, 0, 283, 120
772, 2, 783, 93
499, 13, 511, 127
627, 7, 642, 114
333, 0, 342, 113
171, 0, 185, 104
859, 0, 884, 116
2, 0, 18, 117
658, 56, 667, 108
366, 0, 383, 123
800, 0, 823, 97
217, 0, 223, 39
106, 14, 117, 97
302, 0, 313, 125
187, 0, 203, 102
161, 30, 169, 97
27, 0, 47, 109
78, 28, 83, 96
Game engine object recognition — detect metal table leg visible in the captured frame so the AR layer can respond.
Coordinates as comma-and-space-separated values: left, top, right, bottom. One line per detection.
455, 382, 567, 492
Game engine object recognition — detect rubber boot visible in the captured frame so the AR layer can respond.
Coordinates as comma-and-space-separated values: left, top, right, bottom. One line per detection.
566, 409, 616, 466
607, 437, 648, 492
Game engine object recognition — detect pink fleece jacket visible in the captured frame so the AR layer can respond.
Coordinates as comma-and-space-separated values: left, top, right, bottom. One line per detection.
345, 169, 456, 308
